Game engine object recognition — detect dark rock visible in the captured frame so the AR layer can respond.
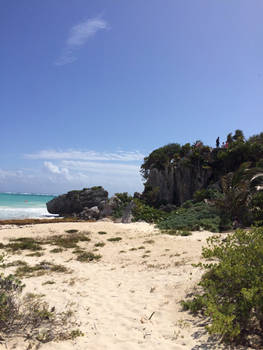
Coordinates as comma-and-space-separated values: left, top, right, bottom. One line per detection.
142, 160, 213, 206
121, 201, 136, 223
46, 187, 108, 216
79, 206, 100, 220
100, 196, 121, 217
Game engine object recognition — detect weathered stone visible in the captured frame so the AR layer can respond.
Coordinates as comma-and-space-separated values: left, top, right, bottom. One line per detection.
79, 206, 100, 220
100, 196, 121, 217
46, 187, 108, 216
121, 201, 136, 223
142, 160, 213, 206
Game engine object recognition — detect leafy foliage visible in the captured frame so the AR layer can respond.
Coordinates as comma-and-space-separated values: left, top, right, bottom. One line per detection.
0, 255, 81, 343
132, 199, 168, 223
112, 192, 133, 218
181, 227, 263, 345
157, 202, 221, 232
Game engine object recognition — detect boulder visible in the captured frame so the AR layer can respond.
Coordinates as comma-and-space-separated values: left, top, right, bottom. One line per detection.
79, 206, 100, 220
121, 201, 136, 223
100, 196, 121, 217
46, 186, 108, 216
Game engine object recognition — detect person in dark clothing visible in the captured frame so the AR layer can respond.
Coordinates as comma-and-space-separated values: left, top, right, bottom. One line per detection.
216, 137, 220, 148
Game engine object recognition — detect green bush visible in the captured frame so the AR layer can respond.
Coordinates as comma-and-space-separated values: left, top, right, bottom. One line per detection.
112, 192, 133, 218
0, 255, 80, 342
157, 202, 221, 232
181, 227, 263, 344
250, 191, 263, 226
132, 199, 168, 223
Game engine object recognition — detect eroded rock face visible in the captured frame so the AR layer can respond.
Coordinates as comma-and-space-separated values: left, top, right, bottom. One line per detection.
142, 160, 213, 206
46, 187, 108, 216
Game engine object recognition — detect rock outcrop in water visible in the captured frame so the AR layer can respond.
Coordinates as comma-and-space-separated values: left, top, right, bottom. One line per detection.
46, 186, 108, 217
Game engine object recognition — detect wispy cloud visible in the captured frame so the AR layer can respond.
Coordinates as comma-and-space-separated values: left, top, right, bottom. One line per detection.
25, 150, 145, 162
55, 17, 108, 65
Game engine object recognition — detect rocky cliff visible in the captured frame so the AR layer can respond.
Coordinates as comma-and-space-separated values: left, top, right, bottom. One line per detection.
142, 159, 213, 207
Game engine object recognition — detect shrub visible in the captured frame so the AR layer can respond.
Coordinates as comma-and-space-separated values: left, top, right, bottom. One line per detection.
76, 252, 101, 262
6, 238, 43, 252
107, 237, 122, 242
158, 202, 221, 232
250, 191, 263, 226
0, 255, 80, 343
112, 192, 133, 218
181, 227, 263, 344
132, 199, 168, 223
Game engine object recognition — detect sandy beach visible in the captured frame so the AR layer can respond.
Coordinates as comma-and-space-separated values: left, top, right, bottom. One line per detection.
0, 222, 250, 350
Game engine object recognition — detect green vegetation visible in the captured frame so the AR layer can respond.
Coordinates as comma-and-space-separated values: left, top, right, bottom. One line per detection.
0, 255, 80, 343
65, 229, 79, 234
94, 242, 105, 247
76, 252, 102, 262
98, 231, 107, 235
181, 227, 263, 345
139, 130, 263, 231
132, 199, 168, 223
6, 237, 43, 252
112, 192, 133, 218
143, 239, 155, 244
15, 261, 69, 277
47, 233, 91, 249
107, 237, 122, 242
50, 248, 64, 253
158, 202, 221, 232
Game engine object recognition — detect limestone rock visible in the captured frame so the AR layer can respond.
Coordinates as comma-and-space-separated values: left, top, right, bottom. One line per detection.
121, 201, 136, 224
46, 186, 108, 216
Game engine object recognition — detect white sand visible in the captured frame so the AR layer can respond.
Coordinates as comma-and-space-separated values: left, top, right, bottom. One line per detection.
0, 222, 250, 350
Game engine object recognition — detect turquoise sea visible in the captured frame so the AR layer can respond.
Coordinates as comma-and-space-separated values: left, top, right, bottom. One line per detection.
0, 193, 56, 220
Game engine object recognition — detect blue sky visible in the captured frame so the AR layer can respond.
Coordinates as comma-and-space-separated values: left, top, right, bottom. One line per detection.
1, 0, 263, 195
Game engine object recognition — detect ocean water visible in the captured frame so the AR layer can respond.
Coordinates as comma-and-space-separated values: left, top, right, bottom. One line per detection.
0, 193, 56, 220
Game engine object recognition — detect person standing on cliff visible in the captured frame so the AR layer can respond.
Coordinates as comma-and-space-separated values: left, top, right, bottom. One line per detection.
216, 137, 220, 148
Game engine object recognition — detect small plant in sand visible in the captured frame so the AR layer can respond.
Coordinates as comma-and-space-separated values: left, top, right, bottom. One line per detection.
98, 231, 107, 235
50, 248, 64, 253
143, 239, 155, 244
0, 255, 81, 344
138, 246, 145, 249
6, 237, 43, 252
42, 280, 55, 285
65, 229, 79, 234
1, 260, 27, 268
46, 233, 91, 249
15, 261, 69, 278
164, 229, 192, 236
107, 237, 122, 242
94, 242, 105, 247
26, 252, 44, 257
76, 252, 102, 262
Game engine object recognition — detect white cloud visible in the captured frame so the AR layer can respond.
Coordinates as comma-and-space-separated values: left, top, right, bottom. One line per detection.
55, 17, 108, 66
67, 18, 107, 46
62, 160, 140, 176
26, 150, 145, 162
44, 161, 61, 174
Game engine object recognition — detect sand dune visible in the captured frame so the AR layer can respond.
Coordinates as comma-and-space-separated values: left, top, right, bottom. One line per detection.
0, 222, 251, 349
